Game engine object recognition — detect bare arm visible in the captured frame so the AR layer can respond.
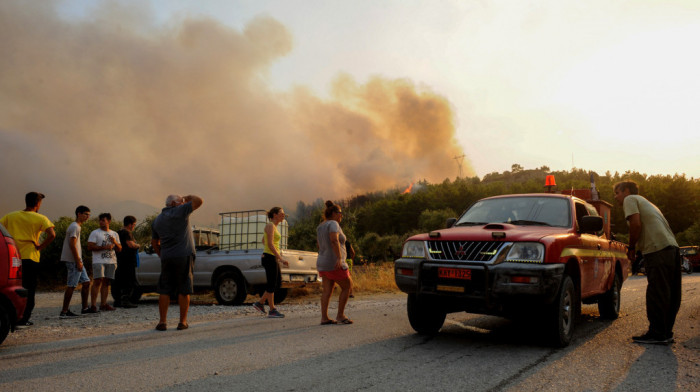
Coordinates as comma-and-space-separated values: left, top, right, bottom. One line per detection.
184, 195, 203, 211
126, 239, 140, 249
36, 227, 56, 251
151, 239, 161, 257
69, 236, 83, 270
329, 231, 342, 268
111, 234, 122, 253
627, 213, 642, 261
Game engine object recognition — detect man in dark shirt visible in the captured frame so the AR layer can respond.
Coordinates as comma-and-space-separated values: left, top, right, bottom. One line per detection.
115, 215, 140, 308
151, 194, 203, 331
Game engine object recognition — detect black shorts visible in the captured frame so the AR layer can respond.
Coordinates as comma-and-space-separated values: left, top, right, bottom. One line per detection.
157, 255, 195, 296
261, 253, 281, 293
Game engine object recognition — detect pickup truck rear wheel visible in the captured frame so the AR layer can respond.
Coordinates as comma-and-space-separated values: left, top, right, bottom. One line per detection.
407, 293, 446, 335
547, 275, 576, 347
214, 271, 247, 305
598, 273, 621, 319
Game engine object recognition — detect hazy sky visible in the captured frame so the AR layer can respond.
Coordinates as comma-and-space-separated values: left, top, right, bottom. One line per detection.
1, 0, 698, 223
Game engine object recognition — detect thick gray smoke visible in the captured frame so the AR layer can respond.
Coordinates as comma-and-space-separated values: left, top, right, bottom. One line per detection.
0, 1, 472, 224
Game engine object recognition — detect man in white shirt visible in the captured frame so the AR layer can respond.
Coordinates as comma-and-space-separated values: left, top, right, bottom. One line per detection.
87, 213, 121, 312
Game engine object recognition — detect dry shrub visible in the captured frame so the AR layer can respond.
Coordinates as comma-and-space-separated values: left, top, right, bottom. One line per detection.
349, 262, 399, 294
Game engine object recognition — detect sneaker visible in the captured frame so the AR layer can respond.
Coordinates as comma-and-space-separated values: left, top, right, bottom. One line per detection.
100, 304, 116, 311
268, 309, 285, 318
252, 302, 266, 314
82, 306, 99, 314
59, 310, 80, 319
16, 320, 34, 327
632, 332, 670, 345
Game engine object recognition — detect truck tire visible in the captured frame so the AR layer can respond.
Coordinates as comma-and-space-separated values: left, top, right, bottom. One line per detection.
407, 293, 446, 335
214, 270, 247, 305
0, 304, 10, 345
598, 273, 621, 319
547, 276, 576, 347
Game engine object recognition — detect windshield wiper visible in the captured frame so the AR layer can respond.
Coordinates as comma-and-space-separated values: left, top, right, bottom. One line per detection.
508, 220, 552, 226
455, 221, 488, 226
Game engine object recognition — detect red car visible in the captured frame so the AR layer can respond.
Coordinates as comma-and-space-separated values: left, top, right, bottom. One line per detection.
0, 222, 27, 345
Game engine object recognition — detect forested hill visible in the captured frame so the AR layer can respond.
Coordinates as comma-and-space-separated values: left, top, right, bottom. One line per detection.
289, 166, 700, 262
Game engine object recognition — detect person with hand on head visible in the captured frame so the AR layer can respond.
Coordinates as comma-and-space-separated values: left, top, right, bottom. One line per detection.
316, 200, 353, 325
0, 192, 56, 326
152, 194, 203, 331
252, 207, 289, 318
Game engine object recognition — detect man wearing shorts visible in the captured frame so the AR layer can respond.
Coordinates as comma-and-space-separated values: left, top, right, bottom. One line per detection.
151, 194, 203, 331
87, 213, 121, 312
59, 206, 92, 318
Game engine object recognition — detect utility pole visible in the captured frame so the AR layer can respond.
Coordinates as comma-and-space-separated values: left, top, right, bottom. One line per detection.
454, 154, 465, 178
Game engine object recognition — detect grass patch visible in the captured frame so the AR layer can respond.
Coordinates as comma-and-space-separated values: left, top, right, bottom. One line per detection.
286, 262, 400, 300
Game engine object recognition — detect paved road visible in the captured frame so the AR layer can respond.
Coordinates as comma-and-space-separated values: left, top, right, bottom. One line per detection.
1, 275, 698, 391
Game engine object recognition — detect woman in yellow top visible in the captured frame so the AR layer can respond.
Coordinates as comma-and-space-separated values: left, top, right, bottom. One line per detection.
252, 207, 289, 318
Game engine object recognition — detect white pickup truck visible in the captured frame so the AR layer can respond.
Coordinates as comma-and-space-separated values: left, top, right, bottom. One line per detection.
131, 210, 320, 305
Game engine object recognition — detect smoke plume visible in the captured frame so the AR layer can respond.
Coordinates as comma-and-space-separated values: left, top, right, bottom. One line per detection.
0, 1, 472, 224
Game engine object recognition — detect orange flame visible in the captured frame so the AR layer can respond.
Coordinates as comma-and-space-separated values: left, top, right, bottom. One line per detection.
402, 182, 414, 194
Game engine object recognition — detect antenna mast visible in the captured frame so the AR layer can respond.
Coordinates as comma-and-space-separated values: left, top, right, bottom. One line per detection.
454, 154, 466, 178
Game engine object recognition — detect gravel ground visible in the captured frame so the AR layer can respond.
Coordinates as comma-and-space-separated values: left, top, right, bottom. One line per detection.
7, 289, 375, 346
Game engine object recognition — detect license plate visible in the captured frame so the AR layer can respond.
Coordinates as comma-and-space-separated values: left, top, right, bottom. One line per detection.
437, 285, 465, 293
290, 275, 305, 282
438, 267, 471, 280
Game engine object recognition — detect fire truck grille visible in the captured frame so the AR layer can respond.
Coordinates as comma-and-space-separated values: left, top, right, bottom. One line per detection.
426, 241, 505, 262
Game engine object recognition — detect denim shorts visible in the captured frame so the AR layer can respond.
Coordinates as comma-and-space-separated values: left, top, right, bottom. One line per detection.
65, 261, 90, 287
93, 263, 117, 279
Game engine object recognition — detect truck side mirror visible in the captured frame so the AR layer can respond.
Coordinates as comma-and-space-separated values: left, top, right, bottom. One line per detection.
580, 216, 603, 234
446, 218, 457, 228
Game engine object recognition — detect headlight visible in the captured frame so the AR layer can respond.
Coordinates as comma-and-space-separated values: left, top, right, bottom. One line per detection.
402, 241, 426, 258
505, 242, 544, 263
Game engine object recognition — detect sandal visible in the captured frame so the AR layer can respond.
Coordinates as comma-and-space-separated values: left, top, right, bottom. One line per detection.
337, 318, 354, 325
177, 322, 189, 330
320, 319, 338, 325
155, 323, 167, 331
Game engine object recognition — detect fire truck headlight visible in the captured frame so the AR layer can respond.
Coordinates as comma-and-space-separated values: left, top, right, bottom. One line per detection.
505, 242, 544, 263
402, 241, 426, 258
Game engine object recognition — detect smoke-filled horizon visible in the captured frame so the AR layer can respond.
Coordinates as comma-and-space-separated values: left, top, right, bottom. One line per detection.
0, 1, 472, 223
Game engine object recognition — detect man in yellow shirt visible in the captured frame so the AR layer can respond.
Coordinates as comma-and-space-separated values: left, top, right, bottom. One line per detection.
0, 192, 56, 326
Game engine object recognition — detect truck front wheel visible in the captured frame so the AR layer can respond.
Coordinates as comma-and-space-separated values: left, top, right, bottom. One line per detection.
547, 275, 576, 347
598, 273, 621, 319
214, 271, 247, 305
407, 293, 446, 335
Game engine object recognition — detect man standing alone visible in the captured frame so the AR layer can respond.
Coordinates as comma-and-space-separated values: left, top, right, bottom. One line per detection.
152, 194, 203, 331
59, 206, 92, 317
0, 192, 56, 326
614, 181, 681, 345
87, 213, 121, 312
115, 215, 140, 308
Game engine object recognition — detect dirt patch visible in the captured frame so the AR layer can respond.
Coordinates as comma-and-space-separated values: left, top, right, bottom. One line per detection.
3, 289, 394, 347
